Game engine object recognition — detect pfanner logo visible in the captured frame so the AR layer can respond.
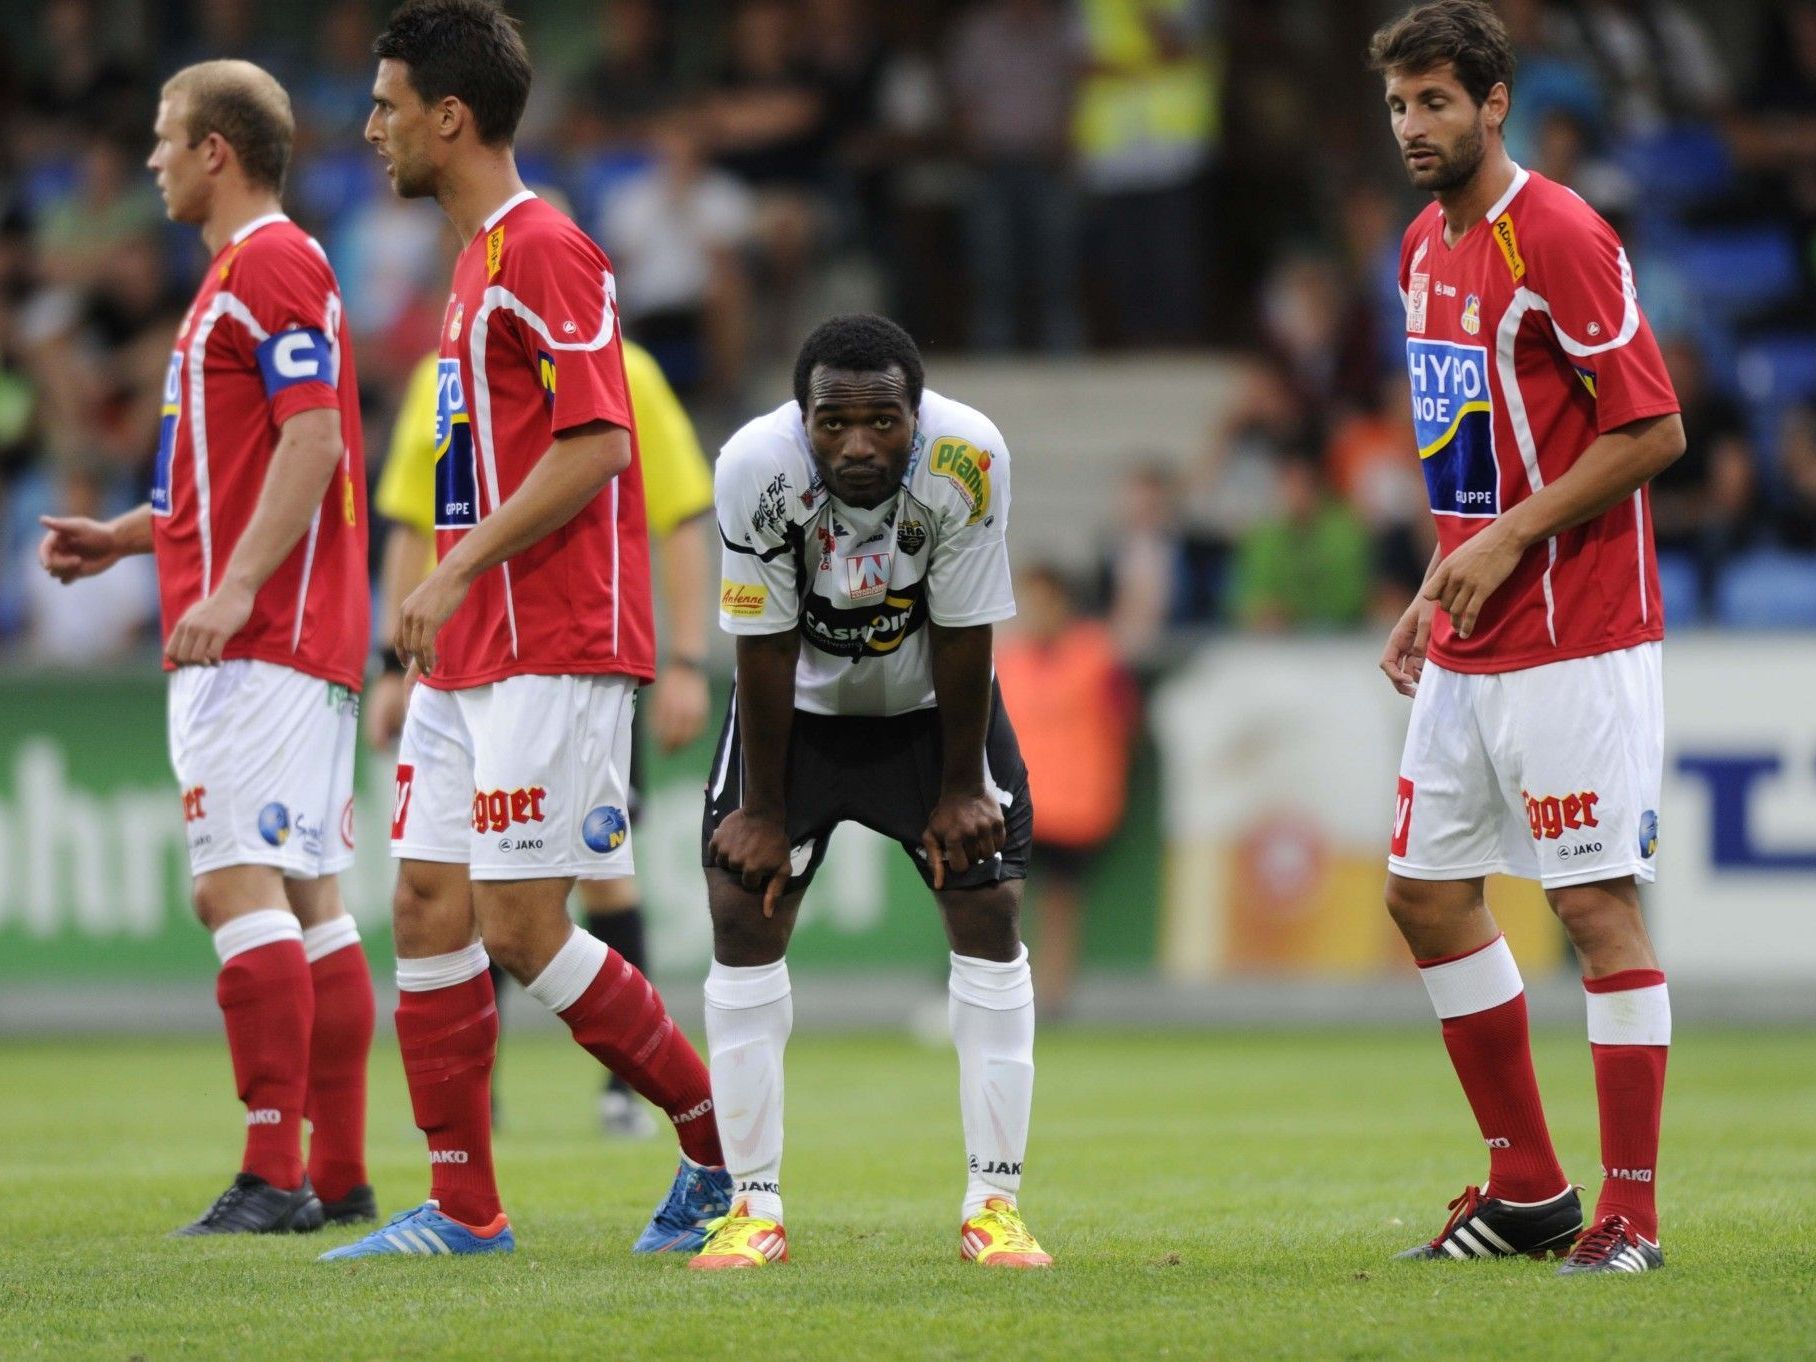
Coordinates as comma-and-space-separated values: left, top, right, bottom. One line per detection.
929, 437, 992, 525
1407, 338, 1498, 518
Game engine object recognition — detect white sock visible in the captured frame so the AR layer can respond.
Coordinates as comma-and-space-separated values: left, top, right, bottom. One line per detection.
523, 926, 608, 1012
703, 958, 791, 1223
301, 915, 361, 964
949, 946, 1035, 1220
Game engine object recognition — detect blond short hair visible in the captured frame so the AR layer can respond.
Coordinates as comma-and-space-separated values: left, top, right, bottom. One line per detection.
163, 60, 295, 194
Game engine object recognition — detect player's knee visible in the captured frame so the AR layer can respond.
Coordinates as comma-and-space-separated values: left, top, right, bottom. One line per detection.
1549, 888, 1639, 952
476, 919, 539, 984
391, 864, 469, 957
1383, 876, 1447, 936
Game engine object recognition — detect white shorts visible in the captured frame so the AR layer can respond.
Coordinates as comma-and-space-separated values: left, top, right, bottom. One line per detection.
390, 673, 637, 881
167, 660, 359, 879
1389, 642, 1663, 889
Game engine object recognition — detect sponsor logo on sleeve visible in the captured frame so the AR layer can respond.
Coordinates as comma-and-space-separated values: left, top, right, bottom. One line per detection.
537, 349, 557, 406
151, 351, 182, 516
721, 581, 769, 617
929, 437, 992, 525
1407, 338, 1498, 517
486, 225, 505, 280
1638, 808, 1658, 859
1491, 212, 1526, 282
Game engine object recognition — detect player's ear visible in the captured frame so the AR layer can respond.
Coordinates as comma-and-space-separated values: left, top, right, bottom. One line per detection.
436, 96, 464, 142
1484, 81, 1510, 132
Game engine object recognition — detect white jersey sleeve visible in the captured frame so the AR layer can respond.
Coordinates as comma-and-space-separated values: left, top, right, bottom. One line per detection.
918, 409, 1015, 628
716, 406, 807, 636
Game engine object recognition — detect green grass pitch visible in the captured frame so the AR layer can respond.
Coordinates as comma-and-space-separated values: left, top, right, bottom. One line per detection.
1, 1026, 1812, 1361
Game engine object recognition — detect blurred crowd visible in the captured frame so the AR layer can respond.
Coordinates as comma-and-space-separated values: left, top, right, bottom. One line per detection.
4, 0, 1816, 668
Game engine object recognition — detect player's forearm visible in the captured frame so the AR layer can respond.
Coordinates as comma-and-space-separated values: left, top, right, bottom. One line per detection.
930, 621, 994, 795
106, 505, 156, 555
657, 512, 712, 664
217, 409, 345, 594
1495, 414, 1685, 552
735, 631, 799, 818
377, 522, 435, 644
435, 424, 630, 585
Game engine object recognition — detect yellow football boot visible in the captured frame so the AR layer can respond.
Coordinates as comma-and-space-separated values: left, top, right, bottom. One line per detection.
959, 1197, 1053, 1268
687, 1200, 788, 1270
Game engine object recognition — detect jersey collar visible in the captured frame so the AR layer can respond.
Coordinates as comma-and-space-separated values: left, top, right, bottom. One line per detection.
230, 212, 289, 245
482, 189, 538, 234
1483, 163, 1529, 224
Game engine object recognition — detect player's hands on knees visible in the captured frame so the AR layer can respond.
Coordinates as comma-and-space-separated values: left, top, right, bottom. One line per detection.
1380, 593, 1435, 698
1422, 526, 1521, 642
709, 809, 793, 917
920, 790, 1006, 891
37, 516, 123, 583
165, 579, 255, 667
395, 565, 471, 676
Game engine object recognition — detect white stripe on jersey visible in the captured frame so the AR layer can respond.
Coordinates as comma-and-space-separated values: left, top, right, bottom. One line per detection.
465, 270, 621, 662
187, 293, 271, 590
1492, 290, 1558, 646
1634, 491, 1649, 624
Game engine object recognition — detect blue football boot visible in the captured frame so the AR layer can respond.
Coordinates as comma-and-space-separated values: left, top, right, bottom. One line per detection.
632, 1161, 735, 1253
318, 1201, 514, 1260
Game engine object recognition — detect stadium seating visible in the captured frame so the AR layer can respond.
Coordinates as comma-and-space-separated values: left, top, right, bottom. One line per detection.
1654, 550, 1702, 628
1738, 333, 1816, 474
1670, 226, 1804, 321
1615, 126, 1734, 213
1713, 549, 1816, 628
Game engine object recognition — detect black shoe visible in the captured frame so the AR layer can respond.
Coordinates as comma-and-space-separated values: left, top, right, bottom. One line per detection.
320, 1184, 378, 1226
1396, 1184, 1581, 1260
1557, 1214, 1664, 1275
172, 1173, 325, 1236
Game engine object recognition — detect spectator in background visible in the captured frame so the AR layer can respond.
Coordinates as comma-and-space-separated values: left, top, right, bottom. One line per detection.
1190, 354, 1306, 543
294, 0, 379, 153
946, 0, 1083, 353
1774, 402, 1816, 550
1104, 459, 1201, 664
30, 131, 162, 296
1499, 0, 1605, 170
601, 116, 755, 408
700, 0, 829, 350
1532, 107, 1636, 219
1559, 0, 1730, 138
1323, 372, 1433, 620
994, 562, 1136, 1018
1651, 338, 1760, 603
21, 468, 157, 662
1228, 448, 1370, 633
564, 0, 680, 152
18, 0, 145, 161
1072, 0, 1218, 347
1729, 1, 1816, 253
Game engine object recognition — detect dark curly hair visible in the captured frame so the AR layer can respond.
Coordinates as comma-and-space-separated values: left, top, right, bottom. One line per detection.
792, 313, 925, 412
1367, 0, 1515, 108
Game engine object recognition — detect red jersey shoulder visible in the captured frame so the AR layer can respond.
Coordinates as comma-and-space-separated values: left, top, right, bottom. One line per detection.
1398, 201, 1444, 284
221, 225, 341, 334
1496, 173, 1622, 280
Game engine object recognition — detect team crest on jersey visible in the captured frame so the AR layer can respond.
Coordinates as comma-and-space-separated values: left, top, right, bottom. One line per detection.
1407, 338, 1498, 518
895, 516, 927, 555
929, 437, 991, 525
1461, 294, 1481, 335
448, 302, 463, 342
434, 358, 479, 528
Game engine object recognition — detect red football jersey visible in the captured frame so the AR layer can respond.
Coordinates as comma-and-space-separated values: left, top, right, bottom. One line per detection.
1398, 168, 1680, 672
152, 214, 369, 689
428, 191, 653, 689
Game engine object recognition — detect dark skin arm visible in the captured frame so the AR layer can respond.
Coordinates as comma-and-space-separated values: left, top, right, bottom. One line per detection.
921, 621, 1005, 888
707, 628, 801, 917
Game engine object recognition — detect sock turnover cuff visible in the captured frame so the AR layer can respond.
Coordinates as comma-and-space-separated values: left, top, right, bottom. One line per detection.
302, 915, 362, 963
704, 957, 791, 1011
949, 945, 1033, 1011
396, 941, 491, 993
212, 908, 303, 965
1416, 934, 1522, 1019
525, 927, 610, 1013
1584, 972, 1671, 1046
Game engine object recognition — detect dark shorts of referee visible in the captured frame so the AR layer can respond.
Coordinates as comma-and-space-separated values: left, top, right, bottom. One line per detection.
701, 682, 1033, 895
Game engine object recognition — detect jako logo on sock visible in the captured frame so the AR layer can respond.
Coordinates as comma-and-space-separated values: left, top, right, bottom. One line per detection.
672, 1097, 714, 1124
969, 1156, 1023, 1176
737, 1180, 780, 1194
246, 1108, 282, 1125
1605, 1166, 1652, 1182
429, 1150, 470, 1164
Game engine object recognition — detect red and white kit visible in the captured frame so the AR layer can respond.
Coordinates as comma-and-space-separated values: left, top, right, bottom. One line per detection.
392, 191, 653, 880
154, 213, 368, 877
1390, 167, 1678, 888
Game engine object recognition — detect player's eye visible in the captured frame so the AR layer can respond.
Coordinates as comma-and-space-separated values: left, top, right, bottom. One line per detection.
873, 417, 894, 429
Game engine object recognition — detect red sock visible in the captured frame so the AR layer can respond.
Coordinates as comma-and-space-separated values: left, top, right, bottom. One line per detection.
1585, 968, 1670, 1240
213, 912, 313, 1190
396, 967, 502, 1226
528, 930, 722, 1167
1418, 935, 1567, 1203
303, 921, 374, 1205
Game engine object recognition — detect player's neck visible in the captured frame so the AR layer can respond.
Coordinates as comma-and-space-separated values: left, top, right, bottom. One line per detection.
437, 148, 529, 244
200, 188, 285, 257
1435, 149, 1516, 246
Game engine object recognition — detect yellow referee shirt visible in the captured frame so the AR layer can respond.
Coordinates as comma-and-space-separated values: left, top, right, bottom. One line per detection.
374, 340, 714, 540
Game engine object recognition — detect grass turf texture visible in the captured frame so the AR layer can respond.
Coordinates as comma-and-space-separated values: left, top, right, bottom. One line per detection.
1, 1028, 1811, 1361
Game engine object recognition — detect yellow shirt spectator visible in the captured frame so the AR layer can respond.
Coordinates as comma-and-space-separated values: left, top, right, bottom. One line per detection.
375, 340, 714, 541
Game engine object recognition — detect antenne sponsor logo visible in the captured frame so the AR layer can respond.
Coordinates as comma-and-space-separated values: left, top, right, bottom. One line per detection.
721, 580, 768, 617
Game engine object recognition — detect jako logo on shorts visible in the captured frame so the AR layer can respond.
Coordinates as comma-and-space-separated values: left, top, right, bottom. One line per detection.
1408, 338, 1498, 518
583, 805, 629, 854
258, 802, 290, 847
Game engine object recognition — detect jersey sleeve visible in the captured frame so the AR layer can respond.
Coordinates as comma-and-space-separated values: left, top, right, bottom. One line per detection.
373, 352, 439, 535
715, 440, 802, 636
924, 422, 1016, 628
236, 237, 342, 425
624, 341, 713, 537
497, 227, 635, 436
1532, 210, 1680, 433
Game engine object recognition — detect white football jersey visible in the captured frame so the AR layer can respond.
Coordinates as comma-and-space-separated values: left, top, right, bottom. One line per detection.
715, 388, 1015, 716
